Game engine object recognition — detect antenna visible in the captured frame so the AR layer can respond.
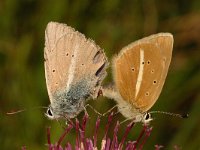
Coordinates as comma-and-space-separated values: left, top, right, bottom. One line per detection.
149, 110, 189, 119
6, 109, 27, 115
6, 106, 48, 115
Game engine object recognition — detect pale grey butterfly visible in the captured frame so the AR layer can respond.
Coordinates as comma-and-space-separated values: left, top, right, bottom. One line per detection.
44, 22, 108, 120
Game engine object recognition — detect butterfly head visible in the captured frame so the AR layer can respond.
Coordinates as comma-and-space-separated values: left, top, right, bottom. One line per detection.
45, 106, 57, 120
45, 103, 79, 120
45, 104, 67, 120
141, 112, 153, 124
45, 105, 68, 120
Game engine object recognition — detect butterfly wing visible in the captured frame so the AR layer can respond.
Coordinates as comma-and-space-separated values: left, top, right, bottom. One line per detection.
44, 22, 108, 103
113, 33, 173, 112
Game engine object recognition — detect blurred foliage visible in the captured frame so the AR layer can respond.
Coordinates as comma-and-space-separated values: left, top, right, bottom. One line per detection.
0, 0, 200, 149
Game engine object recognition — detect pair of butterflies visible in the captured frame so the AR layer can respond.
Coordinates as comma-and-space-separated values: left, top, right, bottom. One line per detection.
44, 22, 173, 124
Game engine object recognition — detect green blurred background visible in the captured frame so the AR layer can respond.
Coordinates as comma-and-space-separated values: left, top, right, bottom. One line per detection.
0, 0, 200, 149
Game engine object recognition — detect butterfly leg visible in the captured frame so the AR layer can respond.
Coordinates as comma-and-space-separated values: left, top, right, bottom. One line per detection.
62, 115, 74, 127
119, 118, 131, 125
102, 105, 119, 116
84, 104, 103, 116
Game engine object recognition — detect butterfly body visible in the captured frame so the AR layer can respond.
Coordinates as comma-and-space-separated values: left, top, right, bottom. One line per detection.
49, 77, 92, 119
102, 84, 147, 123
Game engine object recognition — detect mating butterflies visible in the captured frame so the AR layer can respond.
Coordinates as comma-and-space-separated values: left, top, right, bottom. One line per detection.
44, 22, 173, 123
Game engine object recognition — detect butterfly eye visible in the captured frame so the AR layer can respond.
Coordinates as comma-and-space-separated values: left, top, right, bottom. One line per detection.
46, 107, 54, 119
142, 113, 153, 124
145, 113, 151, 120
48, 108, 53, 116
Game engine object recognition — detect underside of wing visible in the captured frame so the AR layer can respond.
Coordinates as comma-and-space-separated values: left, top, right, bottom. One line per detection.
44, 22, 108, 103
113, 33, 173, 112
112, 49, 139, 104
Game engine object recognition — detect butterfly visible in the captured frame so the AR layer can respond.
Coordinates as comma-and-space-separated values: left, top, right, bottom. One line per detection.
102, 33, 173, 124
44, 22, 108, 120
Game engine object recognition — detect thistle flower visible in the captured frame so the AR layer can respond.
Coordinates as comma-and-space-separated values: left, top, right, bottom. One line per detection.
46, 113, 153, 150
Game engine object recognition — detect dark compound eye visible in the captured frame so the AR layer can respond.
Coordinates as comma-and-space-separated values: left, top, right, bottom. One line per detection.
47, 108, 53, 116
145, 113, 150, 120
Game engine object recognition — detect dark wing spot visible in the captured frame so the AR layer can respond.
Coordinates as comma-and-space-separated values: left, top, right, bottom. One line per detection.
147, 60, 151, 64
53, 69, 55, 72
145, 92, 149, 96
72, 54, 74, 57
151, 69, 154, 73
95, 63, 106, 77
153, 80, 157, 84
131, 67, 135, 71
82, 63, 84, 66
66, 53, 69, 56
142, 61, 145, 65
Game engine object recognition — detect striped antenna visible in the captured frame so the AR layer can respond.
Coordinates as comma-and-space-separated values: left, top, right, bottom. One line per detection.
149, 110, 189, 119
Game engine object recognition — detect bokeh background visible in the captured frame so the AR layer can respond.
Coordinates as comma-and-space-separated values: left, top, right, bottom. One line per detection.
1, 0, 200, 149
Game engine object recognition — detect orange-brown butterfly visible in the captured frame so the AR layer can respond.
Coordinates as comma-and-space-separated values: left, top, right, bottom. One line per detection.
44, 22, 108, 120
102, 33, 174, 124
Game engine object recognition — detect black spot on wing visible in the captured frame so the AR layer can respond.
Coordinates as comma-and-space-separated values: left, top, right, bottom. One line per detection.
145, 92, 149, 96
153, 80, 157, 84
131, 67, 135, 71
95, 63, 106, 77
